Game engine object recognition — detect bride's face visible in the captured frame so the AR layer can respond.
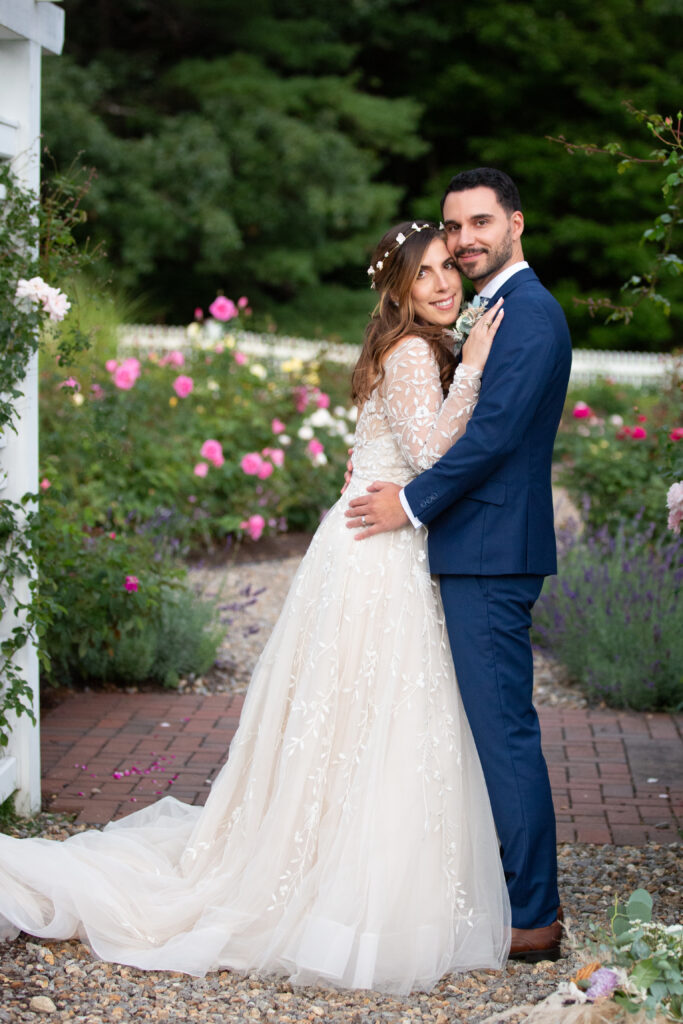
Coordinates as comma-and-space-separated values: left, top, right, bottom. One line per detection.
409, 238, 462, 326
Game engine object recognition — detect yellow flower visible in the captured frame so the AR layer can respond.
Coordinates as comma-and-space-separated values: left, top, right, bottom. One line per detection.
169, 396, 178, 407
600, 440, 609, 449
186, 322, 201, 339
223, 333, 236, 349
281, 358, 303, 374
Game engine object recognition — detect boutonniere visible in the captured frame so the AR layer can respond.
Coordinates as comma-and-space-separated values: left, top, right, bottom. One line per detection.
449, 300, 489, 356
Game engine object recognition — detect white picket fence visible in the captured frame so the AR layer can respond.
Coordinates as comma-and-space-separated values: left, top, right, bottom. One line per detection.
120, 325, 680, 389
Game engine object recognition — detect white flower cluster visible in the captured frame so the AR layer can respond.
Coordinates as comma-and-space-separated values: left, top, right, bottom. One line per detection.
299, 405, 357, 446
15, 276, 71, 322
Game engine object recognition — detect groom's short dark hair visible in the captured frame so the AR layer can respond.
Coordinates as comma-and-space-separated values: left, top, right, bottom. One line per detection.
442, 168, 522, 215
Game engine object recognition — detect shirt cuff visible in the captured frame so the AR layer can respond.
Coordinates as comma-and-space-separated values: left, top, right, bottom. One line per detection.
399, 487, 423, 529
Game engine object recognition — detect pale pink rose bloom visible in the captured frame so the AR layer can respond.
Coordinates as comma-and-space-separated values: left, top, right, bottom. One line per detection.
113, 364, 137, 390
59, 376, 80, 390
666, 481, 683, 535
173, 375, 194, 398
200, 439, 224, 467
147, 351, 158, 363
42, 286, 71, 321
120, 356, 141, 379
194, 462, 209, 478
257, 462, 274, 480
234, 351, 247, 365
271, 418, 286, 434
237, 296, 249, 309
90, 383, 104, 400
194, 307, 204, 321
40, 478, 51, 490
166, 350, 185, 368
124, 575, 139, 593
105, 359, 118, 373
269, 449, 285, 467
209, 296, 238, 321
315, 392, 330, 409
241, 453, 263, 476
307, 438, 324, 456
240, 514, 265, 541
214, 343, 225, 354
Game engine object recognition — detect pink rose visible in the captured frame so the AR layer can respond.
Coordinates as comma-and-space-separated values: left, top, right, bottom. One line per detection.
59, 376, 80, 390
631, 426, 647, 439
40, 478, 51, 490
636, 414, 647, 423
257, 462, 274, 479
166, 350, 185, 368
269, 449, 285, 467
572, 401, 592, 419
90, 383, 104, 400
200, 439, 224, 467
109, 532, 116, 539
669, 427, 683, 441
241, 452, 263, 476
315, 392, 330, 409
209, 296, 238, 321
113, 364, 137, 390
214, 343, 225, 354
194, 307, 204, 321
237, 296, 249, 309
271, 418, 286, 434
124, 575, 139, 593
194, 462, 209, 477
234, 351, 247, 365
105, 359, 118, 373
240, 514, 265, 541
173, 375, 194, 398
294, 386, 309, 412
307, 438, 324, 456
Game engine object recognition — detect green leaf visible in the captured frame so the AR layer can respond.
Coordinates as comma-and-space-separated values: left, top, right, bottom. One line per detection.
627, 889, 653, 924
631, 959, 661, 991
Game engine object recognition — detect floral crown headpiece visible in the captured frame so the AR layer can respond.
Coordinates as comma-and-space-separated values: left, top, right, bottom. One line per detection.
367, 221, 444, 289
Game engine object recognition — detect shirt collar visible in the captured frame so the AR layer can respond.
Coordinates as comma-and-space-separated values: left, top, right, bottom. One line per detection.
477, 261, 529, 300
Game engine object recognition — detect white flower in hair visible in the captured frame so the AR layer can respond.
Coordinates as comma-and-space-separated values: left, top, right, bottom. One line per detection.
396, 232, 406, 244
367, 265, 375, 277
376, 260, 383, 270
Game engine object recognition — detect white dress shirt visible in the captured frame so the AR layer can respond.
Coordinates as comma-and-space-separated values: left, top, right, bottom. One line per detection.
398, 261, 529, 528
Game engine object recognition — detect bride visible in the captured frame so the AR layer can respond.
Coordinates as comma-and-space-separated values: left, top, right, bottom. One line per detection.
0, 221, 508, 995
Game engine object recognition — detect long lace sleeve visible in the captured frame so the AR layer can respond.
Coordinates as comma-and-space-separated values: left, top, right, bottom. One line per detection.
380, 337, 482, 473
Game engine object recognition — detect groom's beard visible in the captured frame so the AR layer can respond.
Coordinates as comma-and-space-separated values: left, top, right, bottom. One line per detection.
453, 226, 514, 283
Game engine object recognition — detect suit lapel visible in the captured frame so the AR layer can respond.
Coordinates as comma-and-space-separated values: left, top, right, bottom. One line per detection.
487, 267, 539, 304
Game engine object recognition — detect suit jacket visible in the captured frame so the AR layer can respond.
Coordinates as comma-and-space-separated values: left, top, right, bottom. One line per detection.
403, 267, 572, 576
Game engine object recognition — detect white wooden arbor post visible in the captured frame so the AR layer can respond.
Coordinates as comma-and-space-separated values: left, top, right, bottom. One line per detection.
0, 0, 64, 814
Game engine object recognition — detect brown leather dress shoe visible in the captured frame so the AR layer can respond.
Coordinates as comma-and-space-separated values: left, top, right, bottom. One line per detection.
508, 906, 563, 963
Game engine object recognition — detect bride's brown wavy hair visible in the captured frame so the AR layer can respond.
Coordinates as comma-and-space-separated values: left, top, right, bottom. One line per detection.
351, 221, 458, 406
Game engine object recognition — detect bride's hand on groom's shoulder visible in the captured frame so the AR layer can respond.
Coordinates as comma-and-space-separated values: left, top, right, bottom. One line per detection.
461, 297, 504, 371
345, 481, 406, 539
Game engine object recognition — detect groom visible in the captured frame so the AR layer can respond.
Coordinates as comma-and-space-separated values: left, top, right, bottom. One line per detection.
346, 168, 572, 961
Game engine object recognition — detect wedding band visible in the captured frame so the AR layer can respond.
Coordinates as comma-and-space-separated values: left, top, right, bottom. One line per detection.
485, 320, 493, 328
361, 515, 366, 526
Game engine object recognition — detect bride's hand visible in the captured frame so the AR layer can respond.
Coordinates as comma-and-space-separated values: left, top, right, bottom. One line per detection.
460, 297, 504, 371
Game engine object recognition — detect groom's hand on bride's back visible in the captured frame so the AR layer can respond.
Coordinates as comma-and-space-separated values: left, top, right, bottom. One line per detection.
345, 481, 407, 538
340, 448, 354, 494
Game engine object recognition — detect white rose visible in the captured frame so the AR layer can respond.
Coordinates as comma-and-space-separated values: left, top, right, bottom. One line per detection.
279, 434, 292, 446
297, 426, 314, 440
308, 408, 333, 428
250, 363, 267, 379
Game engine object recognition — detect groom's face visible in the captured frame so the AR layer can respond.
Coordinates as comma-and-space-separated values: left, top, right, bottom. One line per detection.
443, 186, 523, 289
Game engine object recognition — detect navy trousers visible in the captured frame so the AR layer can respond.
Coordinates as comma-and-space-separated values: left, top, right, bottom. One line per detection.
439, 573, 559, 930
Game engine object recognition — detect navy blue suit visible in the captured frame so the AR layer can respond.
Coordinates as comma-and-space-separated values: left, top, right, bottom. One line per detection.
403, 267, 571, 929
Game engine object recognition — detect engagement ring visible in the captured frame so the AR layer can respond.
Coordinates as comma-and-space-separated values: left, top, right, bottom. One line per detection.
361, 515, 366, 527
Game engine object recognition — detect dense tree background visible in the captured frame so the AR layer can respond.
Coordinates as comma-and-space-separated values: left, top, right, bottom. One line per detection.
42, 0, 682, 348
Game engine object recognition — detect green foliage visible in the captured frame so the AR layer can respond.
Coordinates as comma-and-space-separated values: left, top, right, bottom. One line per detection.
554, 374, 683, 534
41, 0, 682, 345
581, 890, 683, 1020
533, 524, 683, 711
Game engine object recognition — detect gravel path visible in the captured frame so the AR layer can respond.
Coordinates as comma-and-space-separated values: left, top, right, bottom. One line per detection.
1, 824, 679, 1023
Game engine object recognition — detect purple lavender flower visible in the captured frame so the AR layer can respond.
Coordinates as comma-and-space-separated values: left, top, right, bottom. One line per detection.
585, 968, 620, 1001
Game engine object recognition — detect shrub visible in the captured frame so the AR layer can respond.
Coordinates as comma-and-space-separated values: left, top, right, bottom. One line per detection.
533, 522, 683, 710
554, 373, 683, 536
36, 482, 221, 689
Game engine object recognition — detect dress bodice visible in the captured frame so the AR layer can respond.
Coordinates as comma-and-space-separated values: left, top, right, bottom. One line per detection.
351, 336, 482, 487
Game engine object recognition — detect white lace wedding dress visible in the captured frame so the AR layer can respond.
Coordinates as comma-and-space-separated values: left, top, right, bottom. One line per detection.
0, 338, 510, 994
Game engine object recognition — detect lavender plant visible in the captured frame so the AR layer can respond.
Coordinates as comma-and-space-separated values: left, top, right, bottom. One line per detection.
533, 521, 683, 710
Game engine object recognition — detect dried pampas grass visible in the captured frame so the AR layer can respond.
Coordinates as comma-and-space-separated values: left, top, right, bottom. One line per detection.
520, 992, 668, 1024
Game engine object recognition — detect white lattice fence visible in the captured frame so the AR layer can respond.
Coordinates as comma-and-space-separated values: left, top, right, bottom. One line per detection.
120, 325, 680, 389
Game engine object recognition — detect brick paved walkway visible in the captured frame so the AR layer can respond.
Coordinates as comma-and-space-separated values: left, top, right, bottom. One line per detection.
40, 693, 682, 843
